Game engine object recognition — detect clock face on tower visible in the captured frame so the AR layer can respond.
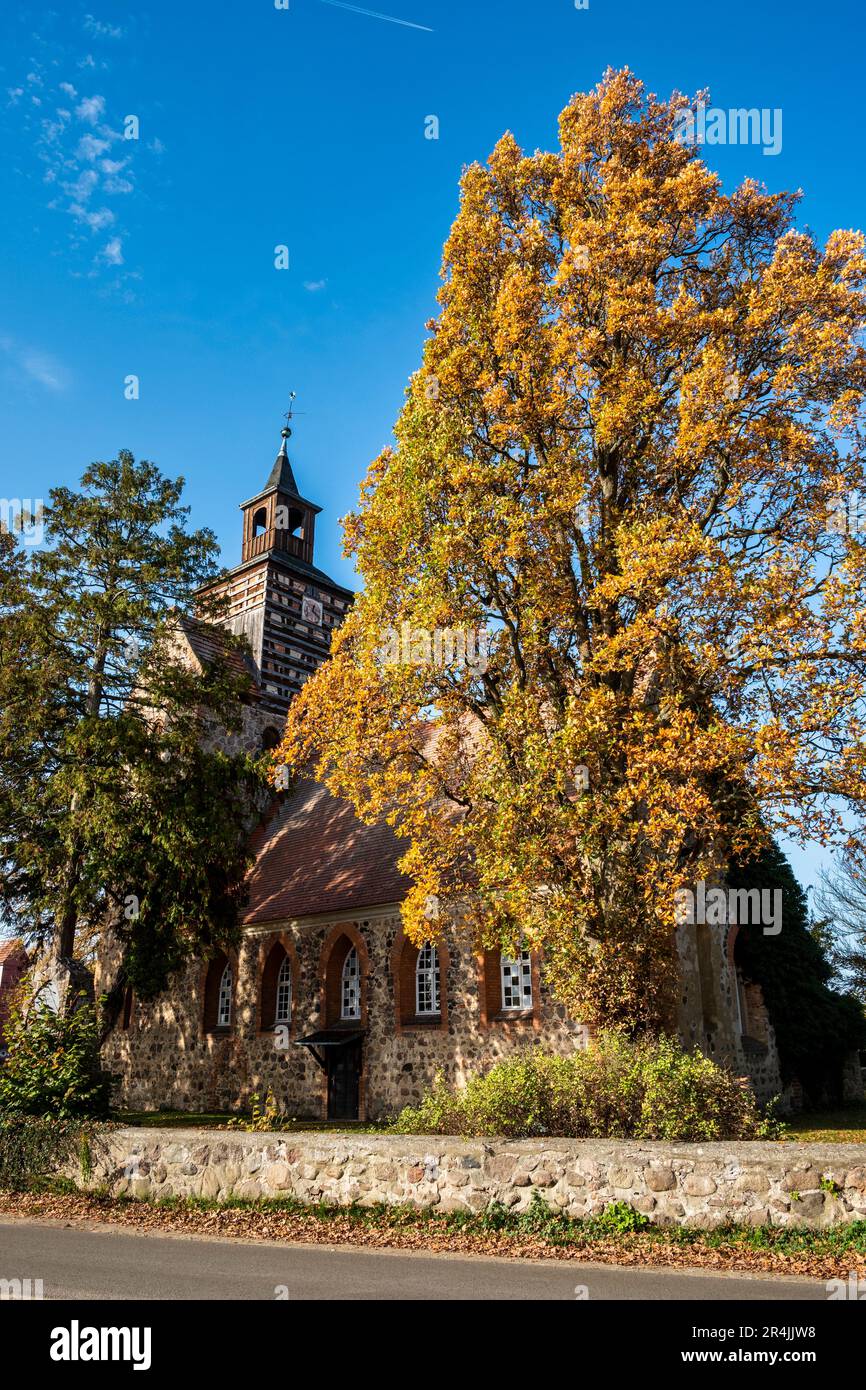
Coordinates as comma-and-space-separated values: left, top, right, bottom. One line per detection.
302, 597, 323, 626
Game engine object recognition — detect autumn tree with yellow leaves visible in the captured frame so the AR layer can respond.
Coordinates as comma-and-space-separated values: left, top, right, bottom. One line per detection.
276, 70, 866, 1032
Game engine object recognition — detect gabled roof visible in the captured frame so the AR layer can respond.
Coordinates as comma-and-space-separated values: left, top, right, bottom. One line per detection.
244, 778, 410, 924
0, 939, 27, 966
223, 547, 354, 599
176, 616, 261, 699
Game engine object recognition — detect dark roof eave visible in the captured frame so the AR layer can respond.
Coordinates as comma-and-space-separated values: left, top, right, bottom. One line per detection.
244, 898, 404, 929
239, 489, 323, 516
295, 1029, 365, 1048
198, 551, 354, 600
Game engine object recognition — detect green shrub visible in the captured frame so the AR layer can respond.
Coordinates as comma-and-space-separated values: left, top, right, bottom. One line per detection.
392, 1031, 771, 1141
634, 1034, 757, 1141
227, 1090, 297, 1133
0, 1115, 107, 1191
597, 1201, 650, 1234
0, 991, 114, 1119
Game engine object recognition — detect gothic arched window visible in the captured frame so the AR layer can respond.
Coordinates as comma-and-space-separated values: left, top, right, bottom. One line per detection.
341, 946, 361, 1020
217, 961, 233, 1028
500, 951, 532, 1011
415, 942, 441, 1016
275, 954, 292, 1024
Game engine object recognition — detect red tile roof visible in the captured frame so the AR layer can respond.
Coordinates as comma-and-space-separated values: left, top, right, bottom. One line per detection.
178, 616, 261, 698
0, 939, 27, 966
244, 779, 410, 924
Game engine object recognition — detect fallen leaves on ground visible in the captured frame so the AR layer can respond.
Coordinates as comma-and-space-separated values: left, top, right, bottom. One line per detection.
1, 1188, 863, 1281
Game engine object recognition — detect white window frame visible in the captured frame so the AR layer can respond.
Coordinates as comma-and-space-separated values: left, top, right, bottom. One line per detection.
500, 950, 533, 1011
217, 961, 233, 1028
275, 954, 292, 1025
415, 942, 441, 1016
341, 946, 361, 1020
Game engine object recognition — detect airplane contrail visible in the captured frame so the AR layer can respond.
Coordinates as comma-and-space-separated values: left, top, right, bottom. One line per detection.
317, 0, 434, 32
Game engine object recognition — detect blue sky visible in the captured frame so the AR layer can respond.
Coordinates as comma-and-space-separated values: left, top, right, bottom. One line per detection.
1, 0, 864, 891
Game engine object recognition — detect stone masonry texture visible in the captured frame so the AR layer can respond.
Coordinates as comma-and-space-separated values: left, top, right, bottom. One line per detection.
83, 1129, 866, 1230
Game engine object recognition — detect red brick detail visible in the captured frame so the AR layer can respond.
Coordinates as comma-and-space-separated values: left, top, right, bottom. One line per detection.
391, 928, 450, 1034
319, 923, 370, 1029
201, 949, 239, 1037
0, 940, 28, 1047
315, 924, 371, 1121
257, 934, 300, 1038
477, 949, 543, 1030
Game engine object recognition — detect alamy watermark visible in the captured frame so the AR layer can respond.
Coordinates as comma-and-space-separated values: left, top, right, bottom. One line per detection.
827, 493, 866, 536
827, 1272, 866, 1300
675, 881, 782, 936
50, 1322, 152, 1371
0, 1276, 44, 1300
1, 497, 44, 545
673, 101, 782, 157
376, 622, 495, 676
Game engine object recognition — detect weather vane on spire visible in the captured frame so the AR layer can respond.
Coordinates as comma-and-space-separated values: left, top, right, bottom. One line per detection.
282, 391, 297, 440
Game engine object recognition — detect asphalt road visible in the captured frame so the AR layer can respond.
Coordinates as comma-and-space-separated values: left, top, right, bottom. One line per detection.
0, 1220, 830, 1300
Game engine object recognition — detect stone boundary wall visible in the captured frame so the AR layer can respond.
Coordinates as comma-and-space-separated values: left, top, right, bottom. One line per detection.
81, 1128, 866, 1229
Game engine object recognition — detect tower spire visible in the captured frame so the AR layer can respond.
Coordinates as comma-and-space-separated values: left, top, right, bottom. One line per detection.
266, 392, 301, 495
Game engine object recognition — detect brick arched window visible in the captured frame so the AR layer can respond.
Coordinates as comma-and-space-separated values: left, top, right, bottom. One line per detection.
479, 947, 541, 1028
391, 928, 449, 1032
342, 947, 361, 1020
731, 926, 770, 1051
500, 950, 532, 1010
416, 942, 440, 1016
321, 926, 369, 1028
217, 962, 233, 1026
203, 950, 236, 1034
259, 938, 299, 1032
275, 956, 292, 1022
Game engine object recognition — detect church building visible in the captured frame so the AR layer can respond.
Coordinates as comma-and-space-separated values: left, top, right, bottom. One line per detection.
101, 423, 788, 1120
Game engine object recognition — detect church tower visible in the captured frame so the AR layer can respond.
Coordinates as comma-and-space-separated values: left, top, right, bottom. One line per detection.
204, 411, 354, 718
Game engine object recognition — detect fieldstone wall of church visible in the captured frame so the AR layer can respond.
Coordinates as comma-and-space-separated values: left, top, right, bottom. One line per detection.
676, 918, 784, 1106
100, 908, 587, 1119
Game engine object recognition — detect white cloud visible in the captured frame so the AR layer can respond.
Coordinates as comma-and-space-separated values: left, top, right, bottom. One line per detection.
75, 94, 105, 123
77, 133, 111, 161
0, 337, 70, 392
103, 173, 133, 194
304, 279, 328, 292
66, 167, 100, 202
70, 203, 114, 230
7, 32, 153, 287
21, 350, 69, 391
84, 16, 124, 39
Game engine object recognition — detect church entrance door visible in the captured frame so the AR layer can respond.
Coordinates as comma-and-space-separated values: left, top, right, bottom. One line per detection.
327, 1038, 362, 1120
